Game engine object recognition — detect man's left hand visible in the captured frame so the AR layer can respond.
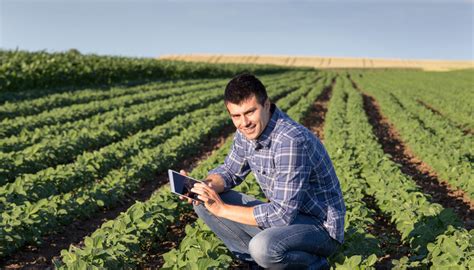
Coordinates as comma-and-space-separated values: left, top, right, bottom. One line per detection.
191, 182, 227, 217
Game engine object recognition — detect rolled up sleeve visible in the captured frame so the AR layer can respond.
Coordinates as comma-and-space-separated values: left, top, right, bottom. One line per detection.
253, 137, 311, 228
208, 132, 251, 192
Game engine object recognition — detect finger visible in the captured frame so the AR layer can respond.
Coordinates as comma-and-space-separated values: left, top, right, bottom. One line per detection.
199, 184, 215, 195
192, 183, 208, 191
194, 182, 208, 188
198, 195, 212, 204
179, 195, 192, 204
179, 170, 188, 176
194, 187, 218, 202
190, 187, 207, 196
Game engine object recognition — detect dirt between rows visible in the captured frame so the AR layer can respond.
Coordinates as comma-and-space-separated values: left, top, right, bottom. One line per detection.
301, 78, 335, 141
348, 76, 473, 229
361, 195, 410, 269
1, 124, 235, 270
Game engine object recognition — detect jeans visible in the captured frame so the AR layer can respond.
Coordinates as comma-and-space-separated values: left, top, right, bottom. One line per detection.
193, 190, 340, 269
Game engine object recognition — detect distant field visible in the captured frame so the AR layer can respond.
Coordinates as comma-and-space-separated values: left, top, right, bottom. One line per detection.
159, 54, 474, 71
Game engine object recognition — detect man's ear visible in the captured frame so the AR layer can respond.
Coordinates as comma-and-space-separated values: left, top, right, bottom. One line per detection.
265, 98, 271, 110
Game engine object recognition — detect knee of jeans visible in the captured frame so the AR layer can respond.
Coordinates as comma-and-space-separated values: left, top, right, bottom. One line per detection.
248, 231, 282, 267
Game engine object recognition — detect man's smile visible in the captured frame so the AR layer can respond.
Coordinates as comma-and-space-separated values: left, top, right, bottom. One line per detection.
243, 125, 256, 133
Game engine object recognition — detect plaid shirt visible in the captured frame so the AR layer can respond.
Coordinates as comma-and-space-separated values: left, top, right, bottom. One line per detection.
209, 104, 346, 243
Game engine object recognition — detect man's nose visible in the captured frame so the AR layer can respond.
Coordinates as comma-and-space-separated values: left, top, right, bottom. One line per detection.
242, 115, 250, 127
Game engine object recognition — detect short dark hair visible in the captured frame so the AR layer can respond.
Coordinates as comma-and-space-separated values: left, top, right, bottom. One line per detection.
224, 73, 268, 106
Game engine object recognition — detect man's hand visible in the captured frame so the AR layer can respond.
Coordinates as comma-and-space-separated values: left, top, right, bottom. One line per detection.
177, 170, 215, 206
178, 170, 257, 226
191, 182, 227, 217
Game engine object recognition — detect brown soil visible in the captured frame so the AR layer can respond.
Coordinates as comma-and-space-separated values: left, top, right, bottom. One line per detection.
302, 77, 335, 140
416, 99, 474, 136
362, 195, 411, 269
1, 124, 236, 270
347, 77, 473, 229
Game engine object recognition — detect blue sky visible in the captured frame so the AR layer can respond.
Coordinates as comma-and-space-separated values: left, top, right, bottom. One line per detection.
1, 0, 472, 60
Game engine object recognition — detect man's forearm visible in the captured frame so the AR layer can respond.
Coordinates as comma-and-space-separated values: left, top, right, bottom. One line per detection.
221, 204, 258, 226
204, 174, 258, 226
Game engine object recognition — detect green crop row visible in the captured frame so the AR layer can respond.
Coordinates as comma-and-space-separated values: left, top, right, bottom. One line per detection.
0, 72, 308, 211
0, 88, 224, 183
0, 104, 222, 211
0, 49, 291, 95
351, 73, 473, 198
0, 78, 205, 121
0, 80, 227, 138
354, 70, 473, 132
338, 76, 472, 268
323, 77, 382, 269
286, 75, 334, 122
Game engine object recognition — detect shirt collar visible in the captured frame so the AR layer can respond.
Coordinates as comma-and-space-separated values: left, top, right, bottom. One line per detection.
252, 103, 279, 150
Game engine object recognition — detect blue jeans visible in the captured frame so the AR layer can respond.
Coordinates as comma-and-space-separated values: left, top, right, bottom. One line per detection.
193, 190, 340, 269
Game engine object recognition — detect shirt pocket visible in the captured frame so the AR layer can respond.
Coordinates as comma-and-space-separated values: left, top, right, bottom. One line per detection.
254, 157, 276, 192
254, 154, 276, 174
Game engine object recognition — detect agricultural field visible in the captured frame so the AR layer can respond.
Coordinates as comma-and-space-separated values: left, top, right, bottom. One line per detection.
0, 50, 472, 269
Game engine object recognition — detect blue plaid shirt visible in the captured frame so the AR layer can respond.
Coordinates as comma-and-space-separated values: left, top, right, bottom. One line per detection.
209, 104, 346, 243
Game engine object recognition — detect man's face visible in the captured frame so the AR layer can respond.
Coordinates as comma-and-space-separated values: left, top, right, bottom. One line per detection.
226, 95, 271, 140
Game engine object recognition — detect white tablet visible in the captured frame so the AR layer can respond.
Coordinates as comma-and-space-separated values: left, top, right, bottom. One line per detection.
168, 169, 204, 202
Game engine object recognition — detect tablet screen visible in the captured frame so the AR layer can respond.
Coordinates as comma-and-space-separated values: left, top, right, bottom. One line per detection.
168, 170, 203, 202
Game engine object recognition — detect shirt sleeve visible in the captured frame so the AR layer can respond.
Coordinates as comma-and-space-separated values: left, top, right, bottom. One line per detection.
253, 136, 311, 228
208, 132, 251, 192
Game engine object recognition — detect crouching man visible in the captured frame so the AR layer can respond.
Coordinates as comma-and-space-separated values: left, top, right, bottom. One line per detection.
180, 74, 345, 269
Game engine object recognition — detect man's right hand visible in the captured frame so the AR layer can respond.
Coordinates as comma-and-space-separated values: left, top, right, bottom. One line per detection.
178, 170, 215, 206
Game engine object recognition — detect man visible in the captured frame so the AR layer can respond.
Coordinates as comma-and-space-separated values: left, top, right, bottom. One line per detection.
180, 73, 345, 269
